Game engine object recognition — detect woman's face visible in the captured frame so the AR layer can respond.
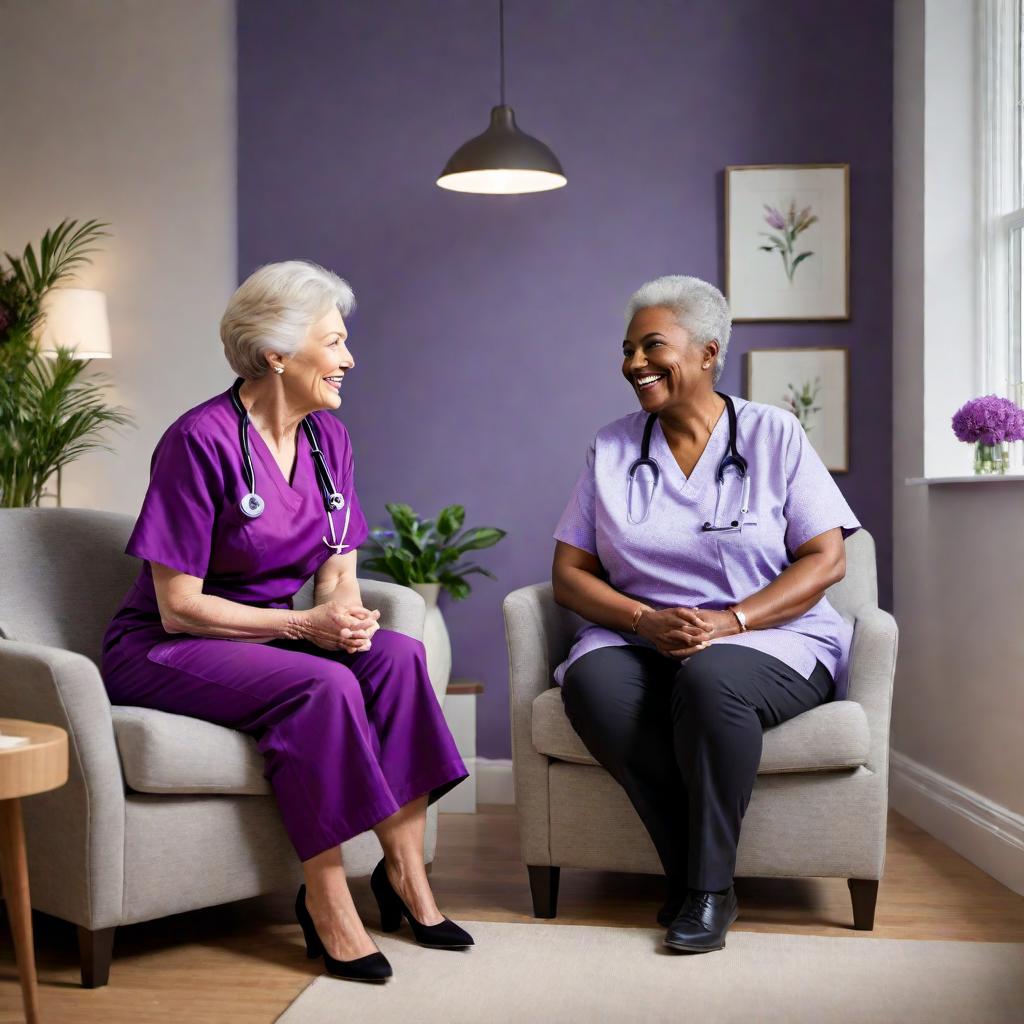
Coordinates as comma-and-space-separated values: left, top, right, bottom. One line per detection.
621, 306, 717, 413
274, 306, 354, 412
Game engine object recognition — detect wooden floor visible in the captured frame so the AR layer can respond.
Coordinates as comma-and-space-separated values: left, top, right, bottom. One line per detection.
1, 807, 1022, 1023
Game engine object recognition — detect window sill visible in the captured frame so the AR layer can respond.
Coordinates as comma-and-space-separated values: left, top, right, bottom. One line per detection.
905, 474, 1024, 485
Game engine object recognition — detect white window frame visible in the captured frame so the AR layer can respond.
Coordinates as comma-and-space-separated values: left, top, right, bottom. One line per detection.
978, 0, 1024, 470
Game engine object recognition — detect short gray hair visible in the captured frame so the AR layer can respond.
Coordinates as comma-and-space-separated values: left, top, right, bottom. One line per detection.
624, 275, 731, 384
220, 260, 356, 379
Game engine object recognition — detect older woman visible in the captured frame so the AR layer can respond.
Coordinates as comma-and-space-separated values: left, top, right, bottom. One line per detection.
552, 275, 860, 954
101, 261, 471, 983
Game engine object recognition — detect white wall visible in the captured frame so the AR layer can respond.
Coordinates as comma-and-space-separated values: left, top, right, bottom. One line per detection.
892, 0, 1024, 894
921, 0, 979, 478
0, 0, 236, 514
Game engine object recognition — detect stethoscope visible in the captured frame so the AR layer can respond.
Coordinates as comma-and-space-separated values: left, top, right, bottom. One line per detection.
228, 378, 351, 555
626, 391, 751, 531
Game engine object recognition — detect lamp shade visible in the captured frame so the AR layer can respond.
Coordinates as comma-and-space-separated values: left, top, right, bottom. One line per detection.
37, 288, 112, 359
436, 105, 567, 195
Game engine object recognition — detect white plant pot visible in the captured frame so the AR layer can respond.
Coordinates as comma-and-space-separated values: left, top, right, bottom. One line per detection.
410, 582, 451, 699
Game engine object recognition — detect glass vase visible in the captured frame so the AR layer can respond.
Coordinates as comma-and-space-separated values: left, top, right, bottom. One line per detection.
973, 441, 1010, 475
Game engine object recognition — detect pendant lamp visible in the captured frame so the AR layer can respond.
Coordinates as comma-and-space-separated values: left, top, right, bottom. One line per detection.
436, 0, 567, 195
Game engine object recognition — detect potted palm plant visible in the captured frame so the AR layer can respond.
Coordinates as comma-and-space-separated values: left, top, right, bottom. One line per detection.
361, 503, 506, 691
0, 220, 132, 507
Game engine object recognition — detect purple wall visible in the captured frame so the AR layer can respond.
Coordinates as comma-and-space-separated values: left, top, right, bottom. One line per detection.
238, 0, 894, 759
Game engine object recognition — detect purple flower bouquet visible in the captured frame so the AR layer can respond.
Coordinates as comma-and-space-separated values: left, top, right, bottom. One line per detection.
951, 395, 1024, 474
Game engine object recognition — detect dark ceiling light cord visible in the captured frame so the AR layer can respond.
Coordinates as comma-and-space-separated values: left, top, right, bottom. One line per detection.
499, 0, 506, 106
435, 0, 566, 195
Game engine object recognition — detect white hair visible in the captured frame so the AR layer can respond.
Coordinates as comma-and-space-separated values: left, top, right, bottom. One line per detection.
220, 260, 356, 380
624, 275, 731, 385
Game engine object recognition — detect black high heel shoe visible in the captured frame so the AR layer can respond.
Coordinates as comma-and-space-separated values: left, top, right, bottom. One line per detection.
370, 858, 474, 949
294, 884, 392, 982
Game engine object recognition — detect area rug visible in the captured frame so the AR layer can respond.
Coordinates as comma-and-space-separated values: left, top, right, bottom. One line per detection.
275, 921, 1024, 1023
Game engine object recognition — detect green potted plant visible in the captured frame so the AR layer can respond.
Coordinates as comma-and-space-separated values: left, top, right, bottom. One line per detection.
0, 219, 132, 507
361, 503, 506, 691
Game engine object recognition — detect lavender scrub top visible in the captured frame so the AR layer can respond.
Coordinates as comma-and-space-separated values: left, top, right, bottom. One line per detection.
101, 384, 369, 662
552, 396, 862, 699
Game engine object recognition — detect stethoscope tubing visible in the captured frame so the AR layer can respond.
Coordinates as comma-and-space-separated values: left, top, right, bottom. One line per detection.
626, 391, 750, 531
229, 378, 350, 553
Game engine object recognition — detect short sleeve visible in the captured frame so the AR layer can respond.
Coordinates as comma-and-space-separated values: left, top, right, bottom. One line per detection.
125, 426, 219, 577
553, 440, 598, 555
782, 417, 861, 553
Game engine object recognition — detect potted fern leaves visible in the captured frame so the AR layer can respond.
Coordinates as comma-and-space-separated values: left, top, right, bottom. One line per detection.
0, 220, 132, 507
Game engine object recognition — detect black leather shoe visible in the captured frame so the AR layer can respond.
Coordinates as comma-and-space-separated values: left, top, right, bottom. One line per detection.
657, 895, 685, 928
370, 858, 474, 948
664, 887, 739, 953
657, 880, 688, 927
295, 884, 392, 982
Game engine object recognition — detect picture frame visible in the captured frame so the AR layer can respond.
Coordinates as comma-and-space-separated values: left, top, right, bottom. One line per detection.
745, 346, 849, 472
725, 163, 850, 321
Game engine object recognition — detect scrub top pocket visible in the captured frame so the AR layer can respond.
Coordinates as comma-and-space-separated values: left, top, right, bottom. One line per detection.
712, 514, 782, 599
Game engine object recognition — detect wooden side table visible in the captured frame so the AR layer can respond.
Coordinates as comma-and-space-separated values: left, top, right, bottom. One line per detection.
0, 718, 69, 1024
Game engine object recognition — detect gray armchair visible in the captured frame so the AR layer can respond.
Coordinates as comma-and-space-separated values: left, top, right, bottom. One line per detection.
503, 529, 897, 929
0, 508, 441, 988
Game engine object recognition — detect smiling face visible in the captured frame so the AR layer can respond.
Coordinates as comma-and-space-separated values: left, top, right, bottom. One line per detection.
622, 306, 718, 413
267, 306, 354, 413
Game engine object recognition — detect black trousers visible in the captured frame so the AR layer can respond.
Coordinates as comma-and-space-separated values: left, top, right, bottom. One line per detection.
561, 643, 834, 892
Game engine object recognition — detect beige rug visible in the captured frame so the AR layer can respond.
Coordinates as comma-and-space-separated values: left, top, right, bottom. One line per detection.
275, 921, 1024, 1024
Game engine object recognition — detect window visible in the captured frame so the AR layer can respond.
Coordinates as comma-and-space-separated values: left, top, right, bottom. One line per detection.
979, 0, 1024, 466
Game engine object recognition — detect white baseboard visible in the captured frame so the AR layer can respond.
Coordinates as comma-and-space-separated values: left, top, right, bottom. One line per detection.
890, 750, 1024, 895
475, 757, 514, 805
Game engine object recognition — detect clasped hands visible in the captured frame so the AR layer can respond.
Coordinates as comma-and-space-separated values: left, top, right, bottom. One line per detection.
302, 601, 381, 653
635, 606, 741, 659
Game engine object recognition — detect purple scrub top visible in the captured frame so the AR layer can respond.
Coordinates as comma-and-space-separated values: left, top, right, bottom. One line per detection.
103, 385, 369, 657
553, 396, 861, 699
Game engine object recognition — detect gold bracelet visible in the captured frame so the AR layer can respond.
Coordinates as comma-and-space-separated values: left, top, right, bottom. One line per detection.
630, 605, 649, 633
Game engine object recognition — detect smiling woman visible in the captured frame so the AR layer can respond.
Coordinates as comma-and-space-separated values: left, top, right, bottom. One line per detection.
623, 274, 732, 387
99, 259, 472, 984
551, 273, 860, 956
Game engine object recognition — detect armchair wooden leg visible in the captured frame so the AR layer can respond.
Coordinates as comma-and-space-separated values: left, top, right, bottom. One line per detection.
527, 865, 560, 918
77, 925, 116, 988
847, 878, 879, 931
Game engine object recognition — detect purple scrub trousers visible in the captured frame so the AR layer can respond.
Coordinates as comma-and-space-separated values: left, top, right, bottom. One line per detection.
103, 626, 467, 862
101, 385, 467, 863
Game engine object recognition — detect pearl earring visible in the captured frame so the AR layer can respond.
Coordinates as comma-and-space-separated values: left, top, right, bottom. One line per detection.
273, 366, 284, 375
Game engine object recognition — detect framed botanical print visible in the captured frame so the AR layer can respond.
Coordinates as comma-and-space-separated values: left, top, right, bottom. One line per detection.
746, 346, 849, 472
726, 164, 849, 321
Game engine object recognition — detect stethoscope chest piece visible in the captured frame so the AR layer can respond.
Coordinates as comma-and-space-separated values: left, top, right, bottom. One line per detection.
240, 493, 265, 518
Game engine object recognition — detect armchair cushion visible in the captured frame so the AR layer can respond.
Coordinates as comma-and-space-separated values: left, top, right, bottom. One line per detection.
112, 707, 270, 795
531, 688, 870, 774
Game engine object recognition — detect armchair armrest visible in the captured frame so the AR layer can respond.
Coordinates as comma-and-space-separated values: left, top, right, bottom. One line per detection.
846, 607, 899, 775
0, 640, 126, 929
358, 578, 426, 642
503, 583, 585, 865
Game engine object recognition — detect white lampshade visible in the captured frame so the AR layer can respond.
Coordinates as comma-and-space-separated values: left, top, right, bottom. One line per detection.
37, 288, 112, 359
